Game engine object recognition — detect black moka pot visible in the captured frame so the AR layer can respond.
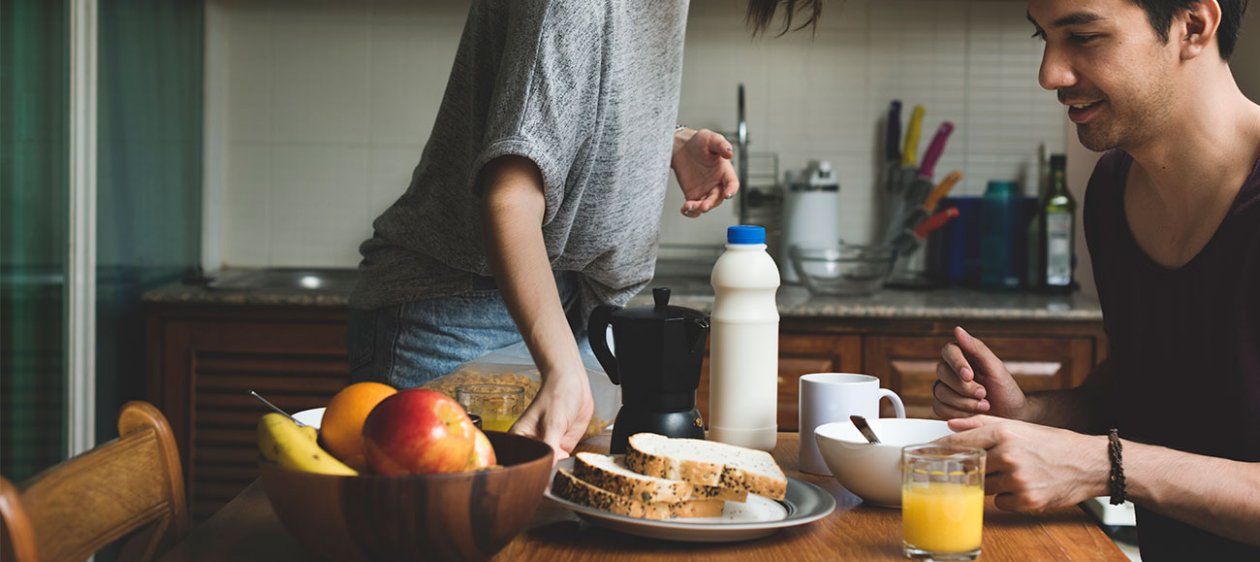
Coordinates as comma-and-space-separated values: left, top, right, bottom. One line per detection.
588, 287, 710, 454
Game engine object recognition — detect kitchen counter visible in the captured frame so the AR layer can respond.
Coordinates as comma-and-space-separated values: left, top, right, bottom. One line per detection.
638, 279, 1101, 322
143, 268, 1101, 322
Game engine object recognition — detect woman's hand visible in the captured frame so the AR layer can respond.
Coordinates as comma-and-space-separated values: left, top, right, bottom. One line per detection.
509, 368, 593, 462
671, 128, 739, 217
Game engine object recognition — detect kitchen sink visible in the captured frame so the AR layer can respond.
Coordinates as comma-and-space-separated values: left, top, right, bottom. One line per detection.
206, 268, 359, 293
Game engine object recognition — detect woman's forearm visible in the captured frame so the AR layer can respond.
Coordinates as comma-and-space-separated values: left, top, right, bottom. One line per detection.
480, 156, 585, 380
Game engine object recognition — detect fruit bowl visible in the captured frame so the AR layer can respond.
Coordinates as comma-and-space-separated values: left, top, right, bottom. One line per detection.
260, 410, 553, 562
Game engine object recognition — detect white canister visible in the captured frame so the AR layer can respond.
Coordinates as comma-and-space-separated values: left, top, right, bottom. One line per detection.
781, 160, 841, 282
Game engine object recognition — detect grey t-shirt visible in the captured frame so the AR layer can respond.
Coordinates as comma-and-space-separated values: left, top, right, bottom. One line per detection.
352, 0, 690, 321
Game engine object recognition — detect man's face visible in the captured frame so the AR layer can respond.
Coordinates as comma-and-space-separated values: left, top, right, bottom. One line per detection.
1027, 0, 1181, 151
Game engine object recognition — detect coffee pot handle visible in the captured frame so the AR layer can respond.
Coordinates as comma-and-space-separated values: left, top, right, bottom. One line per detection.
686, 316, 710, 354
587, 304, 620, 385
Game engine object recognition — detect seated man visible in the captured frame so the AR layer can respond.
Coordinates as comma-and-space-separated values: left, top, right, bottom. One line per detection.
933, 1, 1260, 560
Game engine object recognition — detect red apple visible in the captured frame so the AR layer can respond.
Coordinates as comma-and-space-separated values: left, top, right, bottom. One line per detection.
465, 428, 497, 470
362, 388, 476, 475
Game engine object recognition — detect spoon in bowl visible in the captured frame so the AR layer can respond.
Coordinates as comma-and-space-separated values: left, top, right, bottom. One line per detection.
850, 415, 881, 444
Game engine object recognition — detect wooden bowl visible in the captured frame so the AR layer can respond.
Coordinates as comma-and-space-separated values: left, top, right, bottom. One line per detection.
260, 431, 552, 562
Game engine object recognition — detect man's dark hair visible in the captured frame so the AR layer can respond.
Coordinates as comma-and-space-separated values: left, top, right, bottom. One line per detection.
1131, 0, 1249, 59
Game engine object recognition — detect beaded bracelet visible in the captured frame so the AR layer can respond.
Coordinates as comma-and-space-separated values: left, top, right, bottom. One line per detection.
1108, 428, 1126, 505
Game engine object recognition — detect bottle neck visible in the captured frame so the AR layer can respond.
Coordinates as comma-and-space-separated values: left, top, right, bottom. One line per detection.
1049, 167, 1069, 197
725, 243, 767, 251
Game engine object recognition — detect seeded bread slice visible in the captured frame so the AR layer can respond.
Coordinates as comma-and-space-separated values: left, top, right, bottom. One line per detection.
623, 433, 787, 501
551, 468, 726, 520
573, 453, 749, 503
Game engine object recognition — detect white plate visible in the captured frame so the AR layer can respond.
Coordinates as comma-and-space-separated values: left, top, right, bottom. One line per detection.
292, 407, 325, 429
545, 457, 836, 542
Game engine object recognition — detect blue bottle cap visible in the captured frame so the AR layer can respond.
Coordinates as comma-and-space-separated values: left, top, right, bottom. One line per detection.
727, 225, 766, 244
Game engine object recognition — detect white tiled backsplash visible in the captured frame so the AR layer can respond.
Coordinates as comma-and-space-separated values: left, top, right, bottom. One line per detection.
205, 0, 1065, 269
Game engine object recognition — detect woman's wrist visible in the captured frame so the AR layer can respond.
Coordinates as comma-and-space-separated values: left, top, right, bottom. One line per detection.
672, 126, 697, 157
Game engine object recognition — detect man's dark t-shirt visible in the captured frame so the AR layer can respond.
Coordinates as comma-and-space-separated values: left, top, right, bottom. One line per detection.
1084, 150, 1260, 560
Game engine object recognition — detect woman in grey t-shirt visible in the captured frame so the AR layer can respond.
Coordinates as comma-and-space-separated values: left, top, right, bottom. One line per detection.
349, 0, 821, 460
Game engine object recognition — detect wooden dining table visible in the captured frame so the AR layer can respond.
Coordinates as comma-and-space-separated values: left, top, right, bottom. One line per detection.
159, 433, 1128, 561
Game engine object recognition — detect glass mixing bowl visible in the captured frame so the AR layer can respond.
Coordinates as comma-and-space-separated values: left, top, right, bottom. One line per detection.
790, 243, 896, 296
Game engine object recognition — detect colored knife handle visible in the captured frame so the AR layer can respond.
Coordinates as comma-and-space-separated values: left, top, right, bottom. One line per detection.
885, 100, 902, 163
901, 105, 925, 167
918, 121, 955, 178
914, 207, 961, 239
923, 170, 963, 211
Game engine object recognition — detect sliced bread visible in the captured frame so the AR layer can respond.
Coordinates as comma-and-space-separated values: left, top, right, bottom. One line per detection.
551, 468, 726, 520
623, 433, 787, 500
573, 452, 748, 503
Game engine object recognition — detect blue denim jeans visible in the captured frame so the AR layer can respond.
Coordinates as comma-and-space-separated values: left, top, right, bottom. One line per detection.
347, 271, 595, 388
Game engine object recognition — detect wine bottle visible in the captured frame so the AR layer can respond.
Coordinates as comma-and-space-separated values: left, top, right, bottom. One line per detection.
1041, 154, 1076, 293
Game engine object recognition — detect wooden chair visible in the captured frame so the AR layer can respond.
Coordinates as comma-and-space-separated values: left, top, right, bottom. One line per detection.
0, 401, 189, 562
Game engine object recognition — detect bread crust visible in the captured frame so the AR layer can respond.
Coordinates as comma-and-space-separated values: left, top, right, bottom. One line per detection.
624, 434, 788, 501
551, 468, 725, 520
574, 452, 749, 503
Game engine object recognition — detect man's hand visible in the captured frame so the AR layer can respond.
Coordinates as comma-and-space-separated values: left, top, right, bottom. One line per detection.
509, 369, 593, 463
671, 128, 739, 217
934, 326, 1030, 420
937, 415, 1109, 512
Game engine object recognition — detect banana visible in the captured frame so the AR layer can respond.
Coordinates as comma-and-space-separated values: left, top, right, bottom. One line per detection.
257, 413, 358, 476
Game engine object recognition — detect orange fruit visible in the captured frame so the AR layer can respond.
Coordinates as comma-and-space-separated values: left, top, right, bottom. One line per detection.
320, 381, 397, 470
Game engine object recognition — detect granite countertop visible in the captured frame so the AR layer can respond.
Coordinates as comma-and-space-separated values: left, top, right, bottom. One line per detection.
145, 268, 1102, 321
633, 281, 1102, 321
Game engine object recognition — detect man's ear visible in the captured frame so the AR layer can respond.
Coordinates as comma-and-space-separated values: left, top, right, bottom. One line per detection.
1177, 0, 1223, 60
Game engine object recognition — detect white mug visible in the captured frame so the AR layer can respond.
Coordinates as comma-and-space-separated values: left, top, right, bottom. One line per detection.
798, 373, 905, 475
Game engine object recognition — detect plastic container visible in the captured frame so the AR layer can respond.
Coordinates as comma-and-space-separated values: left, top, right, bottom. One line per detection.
980, 181, 1022, 290
929, 197, 981, 286
708, 225, 780, 451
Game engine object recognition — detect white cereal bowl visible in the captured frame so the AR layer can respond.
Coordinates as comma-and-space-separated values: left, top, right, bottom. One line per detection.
814, 418, 954, 508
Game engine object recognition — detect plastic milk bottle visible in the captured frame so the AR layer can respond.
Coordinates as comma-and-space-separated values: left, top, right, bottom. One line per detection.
708, 225, 780, 451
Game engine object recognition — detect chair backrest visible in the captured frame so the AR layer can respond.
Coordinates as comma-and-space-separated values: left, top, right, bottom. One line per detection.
1, 476, 38, 562
0, 401, 189, 562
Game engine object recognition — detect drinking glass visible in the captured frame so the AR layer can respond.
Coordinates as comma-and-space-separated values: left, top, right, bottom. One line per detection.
455, 384, 525, 432
902, 445, 986, 561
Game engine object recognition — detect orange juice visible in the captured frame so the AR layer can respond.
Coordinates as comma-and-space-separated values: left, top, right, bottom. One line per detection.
902, 482, 984, 553
479, 412, 520, 432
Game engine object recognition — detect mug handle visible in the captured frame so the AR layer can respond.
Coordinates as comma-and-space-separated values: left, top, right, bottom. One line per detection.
879, 388, 906, 418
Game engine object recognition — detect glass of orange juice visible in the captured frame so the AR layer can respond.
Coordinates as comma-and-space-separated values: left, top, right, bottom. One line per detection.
455, 384, 525, 432
901, 444, 986, 561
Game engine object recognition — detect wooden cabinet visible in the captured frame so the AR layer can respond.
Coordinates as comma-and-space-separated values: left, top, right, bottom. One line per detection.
865, 334, 1095, 419
146, 304, 350, 521
696, 318, 1107, 429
